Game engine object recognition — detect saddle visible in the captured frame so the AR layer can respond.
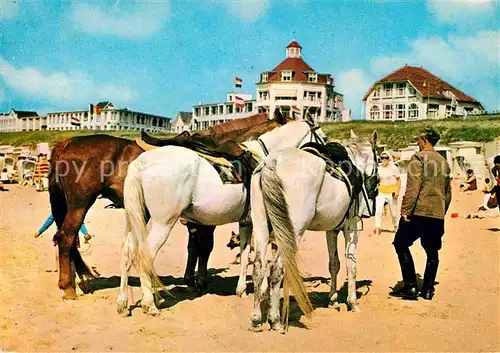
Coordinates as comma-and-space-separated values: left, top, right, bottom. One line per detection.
301, 142, 363, 198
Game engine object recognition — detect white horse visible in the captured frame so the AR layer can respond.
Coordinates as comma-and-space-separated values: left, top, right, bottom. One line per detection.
249, 131, 378, 332
116, 117, 328, 316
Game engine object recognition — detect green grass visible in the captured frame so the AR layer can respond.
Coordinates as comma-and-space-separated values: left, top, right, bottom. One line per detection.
1, 115, 499, 151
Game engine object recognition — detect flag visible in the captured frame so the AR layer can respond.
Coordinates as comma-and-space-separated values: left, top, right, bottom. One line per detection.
70, 115, 81, 127
291, 106, 301, 120
89, 103, 94, 115
234, 95, 245, 108
234, 76, 242, 88
94, 105, 101, 114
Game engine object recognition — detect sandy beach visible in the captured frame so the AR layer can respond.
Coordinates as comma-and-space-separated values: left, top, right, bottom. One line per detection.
0, 183, 498, 352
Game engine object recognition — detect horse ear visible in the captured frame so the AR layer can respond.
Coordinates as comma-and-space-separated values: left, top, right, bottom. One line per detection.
305, 112, 315, 125
231, 231, 236, 235
350, 129, 358, 139
371, 130, 378, 145
273, 108, 287, 124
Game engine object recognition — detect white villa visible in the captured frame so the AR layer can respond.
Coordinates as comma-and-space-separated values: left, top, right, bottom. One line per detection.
0, 110, 46, 132
191, 93, 256, 131
363, 65, 484, 121
171, 112, 193, 134
256, 41, 344, 122
45, 102, 171, 132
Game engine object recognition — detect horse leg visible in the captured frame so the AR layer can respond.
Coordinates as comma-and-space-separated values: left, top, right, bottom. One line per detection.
183, 223, 199, 288
195, 224, 215, 290
55, 207, 87, 299
236, 223, 253, 297
326, 229, 341, 310
267, 251, 284, 332
250, 173, 270, 331
141, 219, 177, 316
117, 231, 134, 317
343, 219, 360, 312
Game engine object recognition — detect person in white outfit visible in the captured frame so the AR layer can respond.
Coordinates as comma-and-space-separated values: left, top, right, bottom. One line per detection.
374, 151, 401, 235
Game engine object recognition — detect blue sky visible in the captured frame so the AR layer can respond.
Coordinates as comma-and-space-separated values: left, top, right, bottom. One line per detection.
1, 0, 498, 120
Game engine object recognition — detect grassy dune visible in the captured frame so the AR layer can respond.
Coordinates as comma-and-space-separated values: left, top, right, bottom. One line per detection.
0, 115, 499, 151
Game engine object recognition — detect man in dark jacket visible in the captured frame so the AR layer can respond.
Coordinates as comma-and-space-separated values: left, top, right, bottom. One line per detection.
391, 128, 452, 300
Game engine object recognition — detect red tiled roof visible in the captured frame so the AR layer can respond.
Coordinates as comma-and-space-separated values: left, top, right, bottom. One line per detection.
267, 57, 317, 83
369, 65, 479, 103
287, 40, 302, 49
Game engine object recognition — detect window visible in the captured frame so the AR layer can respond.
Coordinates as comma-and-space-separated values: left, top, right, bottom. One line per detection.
383, 83, 392, 97
396, 83, 405, 96
373, 88, 380, 98
226, 105, 233, 114
408, 103, 419, 118
246, 103, 253, 112
308, 73, 317, 83
281, 71, 292, 82
383, 104, 393, 120
408, 86, 416, 95
194, 107, 201, 116
396, 104, 406, 119
261, 73, 268, 83
211, 106, 217, 115
370, 106, 380, 120
204, 107, 209, 115
259, 91, 269, 101
218, 106, 223, 114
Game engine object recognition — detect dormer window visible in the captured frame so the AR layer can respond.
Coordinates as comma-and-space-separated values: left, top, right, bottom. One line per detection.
443, 90, 452, 98
261, 73, 268, 83
281, 71, 292, 82
308, 73, 317, 83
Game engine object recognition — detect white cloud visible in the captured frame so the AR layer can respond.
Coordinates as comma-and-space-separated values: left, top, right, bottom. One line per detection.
71, 1, 170, 39
338, 30, 500, 114
426, 0, 495, 23
0, 0, 19, 19
218, 0, 269, 21
336, 69, 374, 119
370, 31, 499, 79
0, 57, 135, 106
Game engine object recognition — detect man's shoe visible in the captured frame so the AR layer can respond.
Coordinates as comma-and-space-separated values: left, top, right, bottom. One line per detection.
390, 284, 418, 300
420, 289, 435, 300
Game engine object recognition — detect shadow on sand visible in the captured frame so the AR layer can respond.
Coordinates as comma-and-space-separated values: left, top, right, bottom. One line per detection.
81, 271, 373, 322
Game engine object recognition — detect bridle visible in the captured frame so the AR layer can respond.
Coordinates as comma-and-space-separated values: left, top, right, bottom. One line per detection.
360, 146, 378, 217
257, 120, 326, 157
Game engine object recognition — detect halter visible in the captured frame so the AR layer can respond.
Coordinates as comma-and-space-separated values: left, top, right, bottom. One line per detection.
257, 121, 325, 157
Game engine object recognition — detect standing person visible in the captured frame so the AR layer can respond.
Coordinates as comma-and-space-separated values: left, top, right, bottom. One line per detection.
33, 154, 50, 191
391, 128, 452, 301
374, 151, 401, 235
34, 214, 93, 272
491, 155, 500, 210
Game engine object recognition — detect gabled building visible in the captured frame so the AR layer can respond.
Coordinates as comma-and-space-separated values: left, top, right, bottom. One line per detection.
171, 111, 193, 133
363, 65, 484, 121
191, 93, 256, 131
0, 109, 44, 132
256, 41, 344, 122
46, 102, 171, 132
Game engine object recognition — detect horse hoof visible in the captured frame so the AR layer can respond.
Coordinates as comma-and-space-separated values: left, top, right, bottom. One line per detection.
250, 323, 263, 332
78, 281, 93, 294
142, 304, 160, 316
350, 304, 361, 313
62, 287, 78, 300
117, 302, 130, 318
329, 301, 340, 311
236, 285, 246, 297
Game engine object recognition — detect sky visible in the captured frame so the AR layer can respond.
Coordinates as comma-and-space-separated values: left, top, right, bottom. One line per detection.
1, 0, 498, 120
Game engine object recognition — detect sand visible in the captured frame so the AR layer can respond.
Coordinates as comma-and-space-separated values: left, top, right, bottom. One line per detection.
0, 183, 499, 352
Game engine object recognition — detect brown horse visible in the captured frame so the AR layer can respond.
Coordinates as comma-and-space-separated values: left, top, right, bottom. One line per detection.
50, 110, 288, 299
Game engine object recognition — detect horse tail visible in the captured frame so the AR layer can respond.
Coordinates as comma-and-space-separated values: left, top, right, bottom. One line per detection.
48, 139, 72, 227
260, 159, 313, 324
124, 159, 165, 300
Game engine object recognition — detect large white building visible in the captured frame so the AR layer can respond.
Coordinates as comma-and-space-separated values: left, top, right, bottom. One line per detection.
0, 110, 46, 132
256, 41, 344, 122
363, 65, 484, 121
191, 93, 257, 131
46, 102, 171, 132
